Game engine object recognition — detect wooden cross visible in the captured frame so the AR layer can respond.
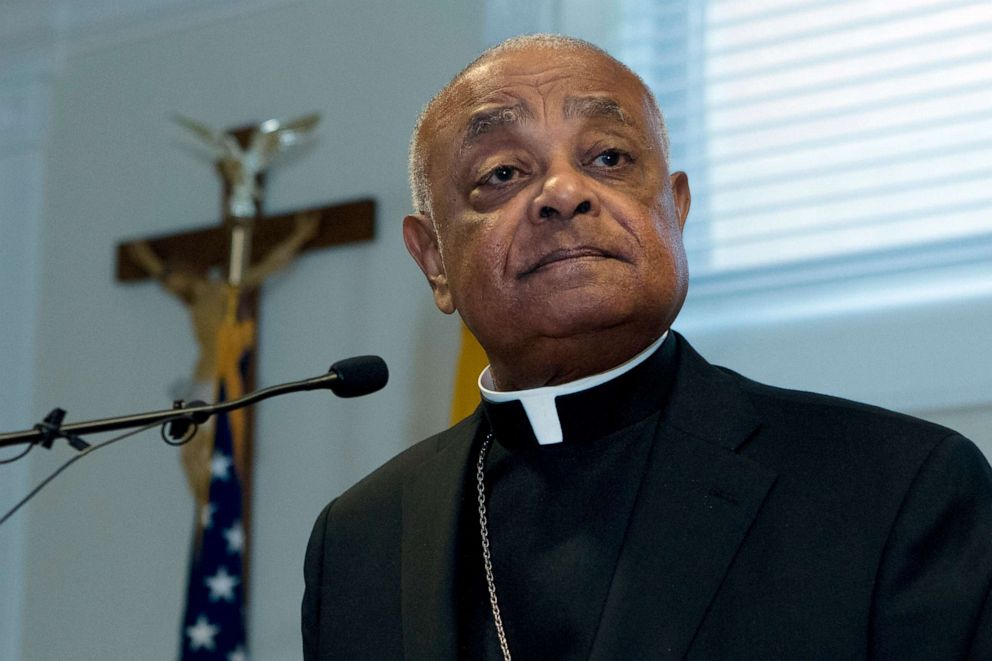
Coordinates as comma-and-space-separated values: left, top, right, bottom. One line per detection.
114, 118, 375, 567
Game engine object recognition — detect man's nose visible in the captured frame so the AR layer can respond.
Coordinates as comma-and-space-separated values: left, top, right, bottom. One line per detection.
529, 162, 599, 223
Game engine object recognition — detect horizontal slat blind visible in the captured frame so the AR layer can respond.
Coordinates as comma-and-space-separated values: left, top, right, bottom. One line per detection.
617, 0, 992, 283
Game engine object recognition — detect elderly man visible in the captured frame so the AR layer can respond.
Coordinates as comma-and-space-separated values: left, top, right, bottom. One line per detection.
303, 35, 992, 660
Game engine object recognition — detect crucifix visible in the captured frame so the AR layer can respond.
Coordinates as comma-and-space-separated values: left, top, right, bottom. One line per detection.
115, 115, 375, 557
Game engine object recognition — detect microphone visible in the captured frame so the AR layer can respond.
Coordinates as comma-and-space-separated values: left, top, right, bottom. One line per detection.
0, 355, 390, 448
327, 355, 389, 397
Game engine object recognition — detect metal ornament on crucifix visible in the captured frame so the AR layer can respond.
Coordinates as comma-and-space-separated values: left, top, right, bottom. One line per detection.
175, 113, 320, 287
116, 114, 375, 538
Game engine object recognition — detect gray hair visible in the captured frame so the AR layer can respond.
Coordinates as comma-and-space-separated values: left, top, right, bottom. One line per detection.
407, 34, 670, 219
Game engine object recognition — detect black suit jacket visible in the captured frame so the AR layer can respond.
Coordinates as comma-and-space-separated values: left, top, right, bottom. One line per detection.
303, 335, 992, 660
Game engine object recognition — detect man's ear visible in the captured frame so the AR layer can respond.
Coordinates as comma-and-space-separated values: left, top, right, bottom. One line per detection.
669, 171, 691, 230
403, 214, 455, 314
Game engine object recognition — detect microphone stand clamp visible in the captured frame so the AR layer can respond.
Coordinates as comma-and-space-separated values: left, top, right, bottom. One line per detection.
162, 399, 211, 445
34, 408, 90, 452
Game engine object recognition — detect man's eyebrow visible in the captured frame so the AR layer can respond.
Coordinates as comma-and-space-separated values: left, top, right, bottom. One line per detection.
563, 96, 631, 125
461, 104, 532, 149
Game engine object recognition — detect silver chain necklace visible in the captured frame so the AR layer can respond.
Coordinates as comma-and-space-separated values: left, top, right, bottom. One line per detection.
476, 431, 513, 661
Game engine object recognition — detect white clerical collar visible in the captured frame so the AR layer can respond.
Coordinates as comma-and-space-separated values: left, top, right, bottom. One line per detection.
478, 331, 668, 446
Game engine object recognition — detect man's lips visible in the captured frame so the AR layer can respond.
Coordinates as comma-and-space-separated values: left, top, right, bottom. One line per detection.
519, 247, 620, 277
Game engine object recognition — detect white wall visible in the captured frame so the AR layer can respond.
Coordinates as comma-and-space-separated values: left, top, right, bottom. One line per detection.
10, 1, 481, 659
0, 52, 49, 661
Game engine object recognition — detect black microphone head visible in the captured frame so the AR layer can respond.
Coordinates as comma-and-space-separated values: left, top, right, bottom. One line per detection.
328, 355, 389, 398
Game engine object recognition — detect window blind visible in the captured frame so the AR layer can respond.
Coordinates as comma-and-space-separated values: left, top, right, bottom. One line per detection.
616, 0, 992, 293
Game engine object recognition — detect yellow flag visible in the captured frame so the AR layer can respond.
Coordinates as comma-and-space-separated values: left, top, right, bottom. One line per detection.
450, 322, 489, 424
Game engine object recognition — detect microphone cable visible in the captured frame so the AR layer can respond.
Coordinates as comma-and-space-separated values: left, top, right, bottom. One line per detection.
0, 442, 33, 465
0, 414, 194, 528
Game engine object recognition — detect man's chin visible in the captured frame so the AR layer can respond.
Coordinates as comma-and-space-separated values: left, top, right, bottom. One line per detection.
531, 304, 646, 341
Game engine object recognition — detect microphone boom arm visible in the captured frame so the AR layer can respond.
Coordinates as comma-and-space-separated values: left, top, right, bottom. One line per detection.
0, 356, 387, 450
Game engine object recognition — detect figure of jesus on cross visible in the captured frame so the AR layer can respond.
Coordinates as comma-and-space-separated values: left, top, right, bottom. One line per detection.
117, 116, 374, 511
126, 212, 317, 507
125, 114, 322, 510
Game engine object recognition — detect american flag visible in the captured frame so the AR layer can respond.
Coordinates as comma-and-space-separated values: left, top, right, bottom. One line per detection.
179, 383, 248, 661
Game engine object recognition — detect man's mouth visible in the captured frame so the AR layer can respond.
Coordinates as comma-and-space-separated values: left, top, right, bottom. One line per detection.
519, 247, 618, 277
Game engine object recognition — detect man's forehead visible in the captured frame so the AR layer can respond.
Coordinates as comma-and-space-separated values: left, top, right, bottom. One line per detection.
430, 49, 649, 144
435, 45, 643, 120
456, 46, 639, 107
458, 95, 635, 153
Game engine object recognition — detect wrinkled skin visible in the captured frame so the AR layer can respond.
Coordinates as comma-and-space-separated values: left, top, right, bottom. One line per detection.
404, 45, 691, 390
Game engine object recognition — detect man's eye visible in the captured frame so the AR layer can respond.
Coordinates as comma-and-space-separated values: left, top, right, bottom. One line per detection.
484, 165, 517, 185
592, 150, 626, 167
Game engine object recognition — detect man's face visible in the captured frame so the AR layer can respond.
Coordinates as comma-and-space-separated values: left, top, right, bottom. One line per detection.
405, 46, 690, 384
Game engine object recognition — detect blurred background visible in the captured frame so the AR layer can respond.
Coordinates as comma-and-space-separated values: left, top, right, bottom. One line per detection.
0, 0, 989, 658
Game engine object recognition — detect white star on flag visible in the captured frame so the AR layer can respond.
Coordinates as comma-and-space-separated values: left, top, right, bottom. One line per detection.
210, 452, 233, 480
186, 614, 219, 651
224, 521, 245, 554
201, 502, 216, 529
228, 645, 248, 661
205, 566, 240, 602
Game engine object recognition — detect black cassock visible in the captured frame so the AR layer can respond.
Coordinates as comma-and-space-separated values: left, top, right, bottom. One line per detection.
303, 332, 992, 661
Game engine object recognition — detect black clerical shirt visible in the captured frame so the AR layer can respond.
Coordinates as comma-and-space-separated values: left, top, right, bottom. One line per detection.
457, 334, 678, 660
